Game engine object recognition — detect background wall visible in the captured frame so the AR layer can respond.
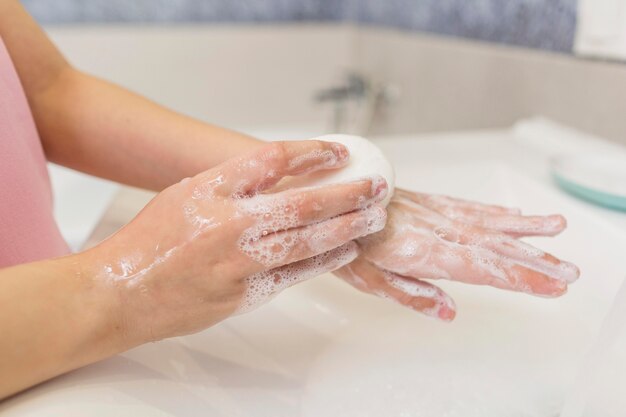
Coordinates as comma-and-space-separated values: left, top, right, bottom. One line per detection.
24, 0, 577, 53
357, 29, 626, 143
26, 1, 626, 144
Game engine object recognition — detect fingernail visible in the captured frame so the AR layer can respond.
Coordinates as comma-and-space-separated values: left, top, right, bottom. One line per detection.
420, 294, 457, 322
539, 215, 567, 233
552, 214, 567, 228
533, 281, 568, 298
371, 175, 388, 201
559, 261, 580, 283
404, 294, 457, 322
330, 142, 349, 162
437, 305, 457, 322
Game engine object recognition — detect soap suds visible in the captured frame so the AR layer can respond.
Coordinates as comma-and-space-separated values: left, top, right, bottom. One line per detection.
236, 194, 301, 267
236, 242, 359, 313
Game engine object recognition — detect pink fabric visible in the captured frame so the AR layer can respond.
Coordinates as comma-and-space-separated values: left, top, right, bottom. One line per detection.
0, 37, 69, 268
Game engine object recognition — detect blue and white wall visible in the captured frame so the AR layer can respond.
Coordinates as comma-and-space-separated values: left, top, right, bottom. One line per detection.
23, 0, 626, 144
24, 0, 577, 53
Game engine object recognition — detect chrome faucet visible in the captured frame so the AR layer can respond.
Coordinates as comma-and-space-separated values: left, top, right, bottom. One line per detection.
315, 72, 369, 103
314, 72, 398, 135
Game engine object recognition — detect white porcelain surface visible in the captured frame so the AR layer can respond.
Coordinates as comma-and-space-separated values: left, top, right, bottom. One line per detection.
48, 164, 118, 251
5, 127, 626, 416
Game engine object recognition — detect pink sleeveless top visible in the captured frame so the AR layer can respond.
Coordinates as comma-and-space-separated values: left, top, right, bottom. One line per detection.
0, 38, 69, 267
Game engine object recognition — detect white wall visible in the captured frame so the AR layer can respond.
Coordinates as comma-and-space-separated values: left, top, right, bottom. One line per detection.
48, 24, 626, 143
357, 28, 626, 144
48, 24, 357, 132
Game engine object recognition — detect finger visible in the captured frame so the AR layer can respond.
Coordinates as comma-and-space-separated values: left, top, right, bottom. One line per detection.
454, 212, 567, 237
479, 234, 580, 283
238, 242, 359, 313
506, 262, 570, 297
461, 251, 570, 297
431, 223, 579, 284
213, 140, 350, 197
266, 176, 387, 227
382, 274, 457, 321
435, 244, 570, 297
395, 190, 567, 237
337, 258, 456, 321
397, 190, 521, 216
364, 235, 570, 297
241, 204, 387, 269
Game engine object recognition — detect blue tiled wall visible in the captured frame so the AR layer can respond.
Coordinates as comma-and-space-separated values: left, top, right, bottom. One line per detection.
22, 0, 578, 53
22, 0, 342, 24
351, 0, 577, 53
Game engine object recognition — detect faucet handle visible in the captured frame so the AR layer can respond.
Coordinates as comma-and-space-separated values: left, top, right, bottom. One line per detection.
314, 72, 369, 103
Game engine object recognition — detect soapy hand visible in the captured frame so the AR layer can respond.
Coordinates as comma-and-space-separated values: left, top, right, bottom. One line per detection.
336, 189, 579, 321
85, 141, 387, 344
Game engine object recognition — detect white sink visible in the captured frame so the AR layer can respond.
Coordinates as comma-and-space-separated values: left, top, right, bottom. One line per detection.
48, 164, 118, 252
4, 122, 626, 416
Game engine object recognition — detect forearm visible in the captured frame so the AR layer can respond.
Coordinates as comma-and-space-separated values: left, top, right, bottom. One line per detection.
0, 0, 69, 100
0, 253, 129, 399
1, 0, 263, 191
34, 69, 264, 190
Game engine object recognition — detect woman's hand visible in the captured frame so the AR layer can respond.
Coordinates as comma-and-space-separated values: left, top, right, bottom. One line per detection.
0, 140, 389, 399
85, 140, 388, 345
336, 189, 579, 321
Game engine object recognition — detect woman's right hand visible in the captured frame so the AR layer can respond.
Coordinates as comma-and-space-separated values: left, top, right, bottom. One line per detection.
83, 140, 388, 346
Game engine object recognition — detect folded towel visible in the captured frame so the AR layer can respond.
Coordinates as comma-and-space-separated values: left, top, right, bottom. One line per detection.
575, 0, 626, 60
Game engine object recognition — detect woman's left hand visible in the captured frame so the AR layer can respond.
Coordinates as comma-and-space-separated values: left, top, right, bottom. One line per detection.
335, 189, 580, 321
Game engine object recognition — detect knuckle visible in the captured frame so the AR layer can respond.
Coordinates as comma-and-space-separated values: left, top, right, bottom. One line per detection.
296, 193, 325, 221
307, 139, 327, 151
295, 198, 313, 221
287, 239, 308, 262
265, 141, 289, 167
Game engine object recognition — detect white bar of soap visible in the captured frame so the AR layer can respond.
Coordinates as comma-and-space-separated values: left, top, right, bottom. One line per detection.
283, 134, 396, 207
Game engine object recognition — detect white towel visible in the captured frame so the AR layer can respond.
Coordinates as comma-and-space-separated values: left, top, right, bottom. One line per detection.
575, 0, 626, 60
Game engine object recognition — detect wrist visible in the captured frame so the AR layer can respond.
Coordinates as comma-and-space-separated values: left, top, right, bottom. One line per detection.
80, 237, 169, 348
63, 248, 139, 357
0, 251, 136, 398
